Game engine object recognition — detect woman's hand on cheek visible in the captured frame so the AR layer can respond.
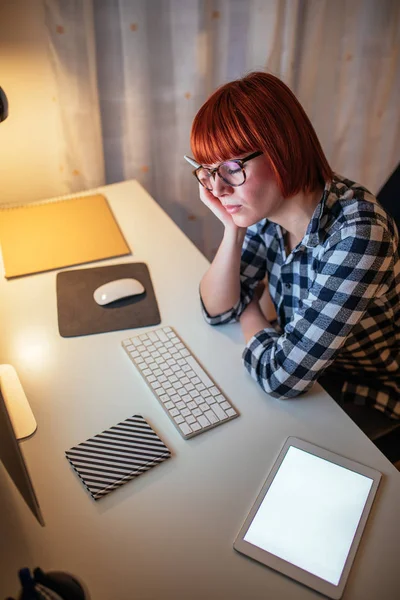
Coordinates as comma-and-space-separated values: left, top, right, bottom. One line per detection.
199, 185, 240, 231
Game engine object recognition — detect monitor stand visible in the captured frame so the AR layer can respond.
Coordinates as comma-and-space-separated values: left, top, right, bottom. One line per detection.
0, 364, 37, 440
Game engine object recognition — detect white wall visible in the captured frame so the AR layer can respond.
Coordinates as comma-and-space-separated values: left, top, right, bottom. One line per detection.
0, 0, 68, 205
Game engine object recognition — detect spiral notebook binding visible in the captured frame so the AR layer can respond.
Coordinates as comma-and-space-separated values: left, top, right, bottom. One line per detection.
0, 188, 103, 210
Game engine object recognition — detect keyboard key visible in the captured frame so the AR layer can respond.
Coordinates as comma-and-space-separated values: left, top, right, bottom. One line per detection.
198, 415, 210, 428
226, 408, 237, 417
157, 329, 169, 342
210, 403, 227, 420
179, 422, 192, 436
205, 409, 219, 424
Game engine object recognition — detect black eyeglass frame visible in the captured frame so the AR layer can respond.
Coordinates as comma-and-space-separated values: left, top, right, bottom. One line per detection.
188, 151, 263, 191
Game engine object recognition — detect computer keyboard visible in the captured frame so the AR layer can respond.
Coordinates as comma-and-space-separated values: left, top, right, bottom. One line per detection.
122, 326, 239, 439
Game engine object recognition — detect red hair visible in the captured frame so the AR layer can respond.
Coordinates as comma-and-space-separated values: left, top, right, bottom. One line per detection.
190, 72, 333, 197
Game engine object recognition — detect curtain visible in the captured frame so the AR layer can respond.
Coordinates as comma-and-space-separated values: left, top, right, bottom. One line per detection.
44, 0, 400, 260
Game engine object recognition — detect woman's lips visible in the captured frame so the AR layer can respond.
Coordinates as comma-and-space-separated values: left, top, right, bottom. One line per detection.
224, 204, 242, 214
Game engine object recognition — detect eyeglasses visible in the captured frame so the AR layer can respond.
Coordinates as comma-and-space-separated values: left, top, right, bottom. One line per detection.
184, 151, 262, 191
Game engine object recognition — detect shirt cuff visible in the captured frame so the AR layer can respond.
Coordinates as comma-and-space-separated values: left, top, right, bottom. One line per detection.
242, 327, 280, 363
200, 292, 243, 325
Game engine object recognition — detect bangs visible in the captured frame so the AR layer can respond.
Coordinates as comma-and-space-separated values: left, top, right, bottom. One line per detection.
190, 90, 257, 166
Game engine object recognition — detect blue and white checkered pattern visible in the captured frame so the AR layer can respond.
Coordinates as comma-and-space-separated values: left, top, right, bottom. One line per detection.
201, 174, 400, 418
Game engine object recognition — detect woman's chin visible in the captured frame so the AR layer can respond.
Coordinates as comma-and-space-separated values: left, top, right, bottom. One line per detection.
232, 212, 258, 228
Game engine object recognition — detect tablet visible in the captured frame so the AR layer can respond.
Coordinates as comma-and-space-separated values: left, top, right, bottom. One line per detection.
233, 437, 381, 599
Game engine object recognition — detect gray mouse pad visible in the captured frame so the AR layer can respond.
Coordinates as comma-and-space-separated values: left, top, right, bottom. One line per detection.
56, 263, 161, 337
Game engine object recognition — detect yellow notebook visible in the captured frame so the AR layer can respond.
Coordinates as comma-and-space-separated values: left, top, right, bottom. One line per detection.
0, 194, 131, 278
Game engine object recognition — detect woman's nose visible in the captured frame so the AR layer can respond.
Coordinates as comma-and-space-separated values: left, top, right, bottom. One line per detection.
212, 174, 233, 196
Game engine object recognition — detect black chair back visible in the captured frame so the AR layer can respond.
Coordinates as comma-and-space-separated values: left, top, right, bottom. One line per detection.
377, 162, 400, 230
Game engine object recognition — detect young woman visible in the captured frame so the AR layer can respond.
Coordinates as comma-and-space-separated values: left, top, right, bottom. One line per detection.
185, 71, 400, 420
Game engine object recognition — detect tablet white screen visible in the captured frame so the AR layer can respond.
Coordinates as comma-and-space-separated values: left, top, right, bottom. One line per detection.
243, 446, 373, 585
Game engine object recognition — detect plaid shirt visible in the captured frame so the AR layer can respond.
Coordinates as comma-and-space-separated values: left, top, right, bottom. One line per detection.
201, 174, 400, 418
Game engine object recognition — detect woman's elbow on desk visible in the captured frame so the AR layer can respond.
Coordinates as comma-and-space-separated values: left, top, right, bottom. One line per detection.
249, 369, 314, 399
242, 343, 316, 399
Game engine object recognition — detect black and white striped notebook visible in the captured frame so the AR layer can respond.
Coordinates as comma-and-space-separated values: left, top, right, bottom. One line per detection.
65, 415, 171, 500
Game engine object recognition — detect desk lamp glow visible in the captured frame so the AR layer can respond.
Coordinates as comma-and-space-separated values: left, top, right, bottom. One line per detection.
0, 85, 44, 526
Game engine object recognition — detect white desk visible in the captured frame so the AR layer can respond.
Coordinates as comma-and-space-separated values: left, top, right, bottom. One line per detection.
0, 180, 399, 600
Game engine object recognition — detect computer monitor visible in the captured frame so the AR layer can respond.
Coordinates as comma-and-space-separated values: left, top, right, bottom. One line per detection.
0, 90, 44, 526
0, 366, 45, 526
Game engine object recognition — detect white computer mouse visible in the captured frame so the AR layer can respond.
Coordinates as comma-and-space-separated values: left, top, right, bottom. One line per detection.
93, 278, 145, 306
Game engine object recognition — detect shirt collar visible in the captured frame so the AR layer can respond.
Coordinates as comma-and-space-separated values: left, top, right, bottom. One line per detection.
301, 178, 334, 248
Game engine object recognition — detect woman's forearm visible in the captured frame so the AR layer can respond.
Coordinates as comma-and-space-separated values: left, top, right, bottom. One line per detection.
240, 300, 271, 343
200, 227, 246, 317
